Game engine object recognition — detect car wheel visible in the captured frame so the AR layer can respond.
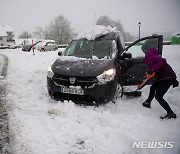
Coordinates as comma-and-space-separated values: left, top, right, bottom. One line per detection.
54, 47, 58, 51
112, 84, 123, 103
40, 48, 45, 52
48, 88, 54, 98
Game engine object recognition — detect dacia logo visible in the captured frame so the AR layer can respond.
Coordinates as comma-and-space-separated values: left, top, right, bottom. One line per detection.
69, 77, 76, 84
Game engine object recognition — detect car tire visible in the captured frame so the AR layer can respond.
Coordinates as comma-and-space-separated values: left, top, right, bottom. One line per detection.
112, 84, 123, 103
40, 48, 45, 52
48, 88, 54, 98
54, 47, 58, 51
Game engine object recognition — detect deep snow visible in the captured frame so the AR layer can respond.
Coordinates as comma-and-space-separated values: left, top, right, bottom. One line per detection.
0, 45, 180, 154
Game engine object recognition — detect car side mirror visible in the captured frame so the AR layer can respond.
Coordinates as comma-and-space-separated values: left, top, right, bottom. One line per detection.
122, 52, 132, 58
58, 51, 62, 56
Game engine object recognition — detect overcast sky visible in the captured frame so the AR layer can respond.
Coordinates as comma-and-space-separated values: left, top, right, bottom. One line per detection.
0, 0, 180, 38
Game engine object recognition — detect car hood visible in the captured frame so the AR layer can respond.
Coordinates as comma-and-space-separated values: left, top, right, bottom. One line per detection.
52, 58, 115, 77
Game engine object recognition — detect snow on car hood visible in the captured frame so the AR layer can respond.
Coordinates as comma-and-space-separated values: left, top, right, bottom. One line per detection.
52, 57, 115, 77
76, 25, 117, 40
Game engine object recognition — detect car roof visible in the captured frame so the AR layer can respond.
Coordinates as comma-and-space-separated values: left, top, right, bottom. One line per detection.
95, 32, 121, 40
75, 32, 122, 41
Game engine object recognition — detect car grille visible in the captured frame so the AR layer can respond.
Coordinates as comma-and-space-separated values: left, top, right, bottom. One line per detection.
53, 75, 98, 88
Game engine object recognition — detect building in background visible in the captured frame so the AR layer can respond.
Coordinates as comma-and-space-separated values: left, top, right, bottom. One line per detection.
0, 24, 15, 48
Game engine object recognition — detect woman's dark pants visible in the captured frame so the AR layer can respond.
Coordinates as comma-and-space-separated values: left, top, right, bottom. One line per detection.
146, 79, 174, 114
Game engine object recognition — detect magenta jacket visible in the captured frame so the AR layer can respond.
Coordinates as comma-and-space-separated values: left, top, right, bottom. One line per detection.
144, 48, 177, 80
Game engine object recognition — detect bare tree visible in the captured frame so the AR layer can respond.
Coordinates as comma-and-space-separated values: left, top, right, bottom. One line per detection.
96, 15, 134, 41
31, 15, 75, 44
47, 15, 74, 44
18, 31, 32, 39
43, 26, 51, 40
96, 16, 124, 32
32, 26, 44, 39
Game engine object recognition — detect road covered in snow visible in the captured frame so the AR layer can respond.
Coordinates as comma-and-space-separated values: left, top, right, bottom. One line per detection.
0, 45, 180, 154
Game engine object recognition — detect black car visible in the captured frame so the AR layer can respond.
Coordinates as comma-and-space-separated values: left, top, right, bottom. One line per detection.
47, 32, 163, 105
22, 41, 42, 52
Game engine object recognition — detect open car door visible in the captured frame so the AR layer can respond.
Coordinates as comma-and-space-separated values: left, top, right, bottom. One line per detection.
118, 35, 163, 86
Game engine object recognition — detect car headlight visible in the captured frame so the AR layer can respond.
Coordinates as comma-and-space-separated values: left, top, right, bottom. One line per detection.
97, 68, 116, 84
47, 67, 54, 78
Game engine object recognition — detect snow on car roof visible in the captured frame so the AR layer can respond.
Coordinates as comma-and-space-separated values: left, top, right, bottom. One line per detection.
76, 25, 117, 40
36, 40, 55, 46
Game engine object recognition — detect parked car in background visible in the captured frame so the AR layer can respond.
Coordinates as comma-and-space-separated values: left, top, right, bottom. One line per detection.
22, 44, 33, 52
22, 41, 41, 52
36, 41, 58, 52
47, 26, 163, 105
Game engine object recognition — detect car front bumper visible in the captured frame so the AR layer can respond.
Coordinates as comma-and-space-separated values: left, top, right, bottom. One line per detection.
47, 77, 117, 104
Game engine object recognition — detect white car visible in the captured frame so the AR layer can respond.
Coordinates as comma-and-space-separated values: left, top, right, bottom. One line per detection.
36, 41, 58, 51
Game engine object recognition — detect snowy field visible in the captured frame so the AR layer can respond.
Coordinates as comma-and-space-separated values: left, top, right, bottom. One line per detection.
0, 45, 180, 154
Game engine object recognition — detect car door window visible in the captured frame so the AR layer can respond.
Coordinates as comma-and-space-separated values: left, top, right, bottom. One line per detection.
128, 44, 145, 58
46, 42, 52, 50
119, 35, 163, 86
124, 35, 162, 58
127, 37, 159, 59
49, 42, 53, 50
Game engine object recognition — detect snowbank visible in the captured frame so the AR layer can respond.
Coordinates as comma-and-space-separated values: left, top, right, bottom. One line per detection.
0, 46, 180, 154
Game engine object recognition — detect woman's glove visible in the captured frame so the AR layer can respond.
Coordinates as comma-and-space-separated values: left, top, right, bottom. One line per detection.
147, 70, 155, 75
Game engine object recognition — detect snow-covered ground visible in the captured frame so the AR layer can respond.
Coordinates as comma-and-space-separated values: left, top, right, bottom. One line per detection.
0, 45, 180, 154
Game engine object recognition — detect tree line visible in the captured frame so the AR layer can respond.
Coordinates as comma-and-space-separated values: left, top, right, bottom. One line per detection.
18, 15, 135, 44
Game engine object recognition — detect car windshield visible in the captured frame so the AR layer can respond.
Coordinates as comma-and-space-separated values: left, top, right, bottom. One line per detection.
64, 39, 117, 59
